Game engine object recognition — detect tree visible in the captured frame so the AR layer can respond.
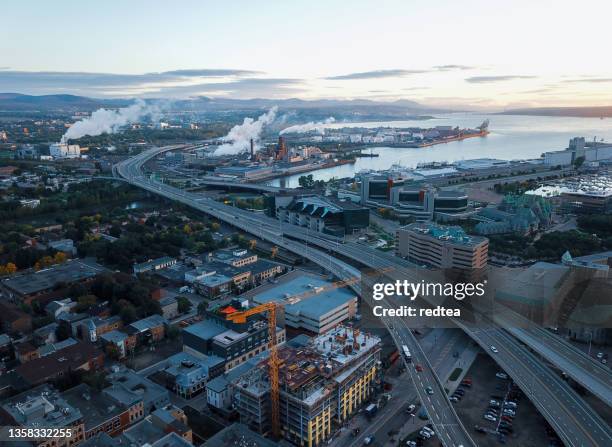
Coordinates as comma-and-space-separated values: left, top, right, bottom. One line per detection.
53, 251, 67, 264
197, 302, 207, 315
55, 324, 72, 342
120, 304, 138, 324
298, 174, 315, 188
210, 222, 221, 232
109, 225, 122, 238
75, 294, 97, 312
167, 325, 180, 340
177, 296, 192, 314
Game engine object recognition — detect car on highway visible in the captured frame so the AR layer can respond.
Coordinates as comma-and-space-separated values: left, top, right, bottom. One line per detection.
422, 426, 435, 437
363, 435, 375, 445
495, 372, 508, 379
415, 364, 423, 372
419, 429, 432, 440
425, 386, 434, 395
484, 414, 497, 422
490, 345, 499, 353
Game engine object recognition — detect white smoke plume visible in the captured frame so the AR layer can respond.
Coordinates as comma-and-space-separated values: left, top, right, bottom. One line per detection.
61, 99, 161, 142
279, 117, 336, 135
213, 107, 278, 156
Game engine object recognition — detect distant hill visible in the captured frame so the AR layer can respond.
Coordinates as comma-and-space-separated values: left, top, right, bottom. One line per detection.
0, 93, 130, 111
0, 92, 441, 112
499, 106, 612, 118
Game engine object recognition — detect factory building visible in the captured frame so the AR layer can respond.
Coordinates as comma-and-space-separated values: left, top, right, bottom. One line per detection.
543, 137, 612, 166
50, 142, 81, 159
231, 325, 381, 447
359, 174, 469, 221
396, 223, 489, 270
277, 195, 369, 236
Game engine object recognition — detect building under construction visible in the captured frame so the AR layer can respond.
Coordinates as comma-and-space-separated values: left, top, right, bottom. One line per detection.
231, 325, 381, 447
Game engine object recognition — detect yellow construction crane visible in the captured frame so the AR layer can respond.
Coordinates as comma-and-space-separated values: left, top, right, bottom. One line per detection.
226, 302, 281, 438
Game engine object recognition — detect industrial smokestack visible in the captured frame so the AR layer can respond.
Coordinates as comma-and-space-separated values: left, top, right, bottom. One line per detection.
277, 136, 287, 161
250, 138, 254, 161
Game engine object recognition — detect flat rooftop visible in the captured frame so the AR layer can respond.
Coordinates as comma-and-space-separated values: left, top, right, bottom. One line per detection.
62, 384, 125, 432
1, 258, 105, 296
203, 423, 278, 447
2, 384, 82, 428
401, 222, 487, 247
244, 270, 356, 320
183, 319, 227, 341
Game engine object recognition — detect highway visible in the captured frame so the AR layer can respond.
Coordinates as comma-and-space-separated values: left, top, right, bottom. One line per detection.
114, 145, 612, 447
319, 243, 612, 447
115, 145, 474, 447
284, 231, 612, 407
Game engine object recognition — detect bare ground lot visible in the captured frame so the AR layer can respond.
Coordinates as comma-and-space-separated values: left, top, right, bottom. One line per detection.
453, 354, 551, 447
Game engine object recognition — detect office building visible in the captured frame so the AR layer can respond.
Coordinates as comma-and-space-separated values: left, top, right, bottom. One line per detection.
359, 174, 469, 221
396, 223, 488, 269
243, 270, 358, 334
277, 195, 369, 236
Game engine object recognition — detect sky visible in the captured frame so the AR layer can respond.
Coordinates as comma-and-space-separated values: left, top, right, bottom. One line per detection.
1, 0, 611, 110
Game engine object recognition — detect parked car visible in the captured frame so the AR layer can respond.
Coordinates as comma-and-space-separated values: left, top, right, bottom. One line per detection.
495, 372, 509, 379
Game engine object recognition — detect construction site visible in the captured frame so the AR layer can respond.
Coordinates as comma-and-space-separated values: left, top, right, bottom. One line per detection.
230, 325, 382, 447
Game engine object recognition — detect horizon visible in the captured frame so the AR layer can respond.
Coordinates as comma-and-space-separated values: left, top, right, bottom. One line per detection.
1, 1, 612, 110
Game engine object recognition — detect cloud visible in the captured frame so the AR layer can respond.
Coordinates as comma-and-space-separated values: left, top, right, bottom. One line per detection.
434, 65, 475, 71
325, 69, 427, 80
465, 75, 538, 83
158, 69, 261, 77
145, 78, 306, 98
0, 69, 302, 98
562, 77, 612, 84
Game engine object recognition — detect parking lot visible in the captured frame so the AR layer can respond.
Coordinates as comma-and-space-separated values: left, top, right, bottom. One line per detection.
452, 354, 553, 447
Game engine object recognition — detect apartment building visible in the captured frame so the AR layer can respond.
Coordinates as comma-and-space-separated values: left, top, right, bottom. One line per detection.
231, 325, 381, 447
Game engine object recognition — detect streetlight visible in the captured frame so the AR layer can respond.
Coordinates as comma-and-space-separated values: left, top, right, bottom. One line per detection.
587, 331, 593, 356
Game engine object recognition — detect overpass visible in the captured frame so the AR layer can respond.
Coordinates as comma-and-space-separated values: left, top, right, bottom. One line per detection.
115, 145, 476, 447
189, 178, 286, 194
115, 145, 611, 447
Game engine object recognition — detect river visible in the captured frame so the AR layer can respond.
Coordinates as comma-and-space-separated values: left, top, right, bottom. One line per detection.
267, 113, 612, 188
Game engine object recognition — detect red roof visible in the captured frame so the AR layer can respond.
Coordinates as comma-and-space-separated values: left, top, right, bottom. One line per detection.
220, 305, 237, 314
